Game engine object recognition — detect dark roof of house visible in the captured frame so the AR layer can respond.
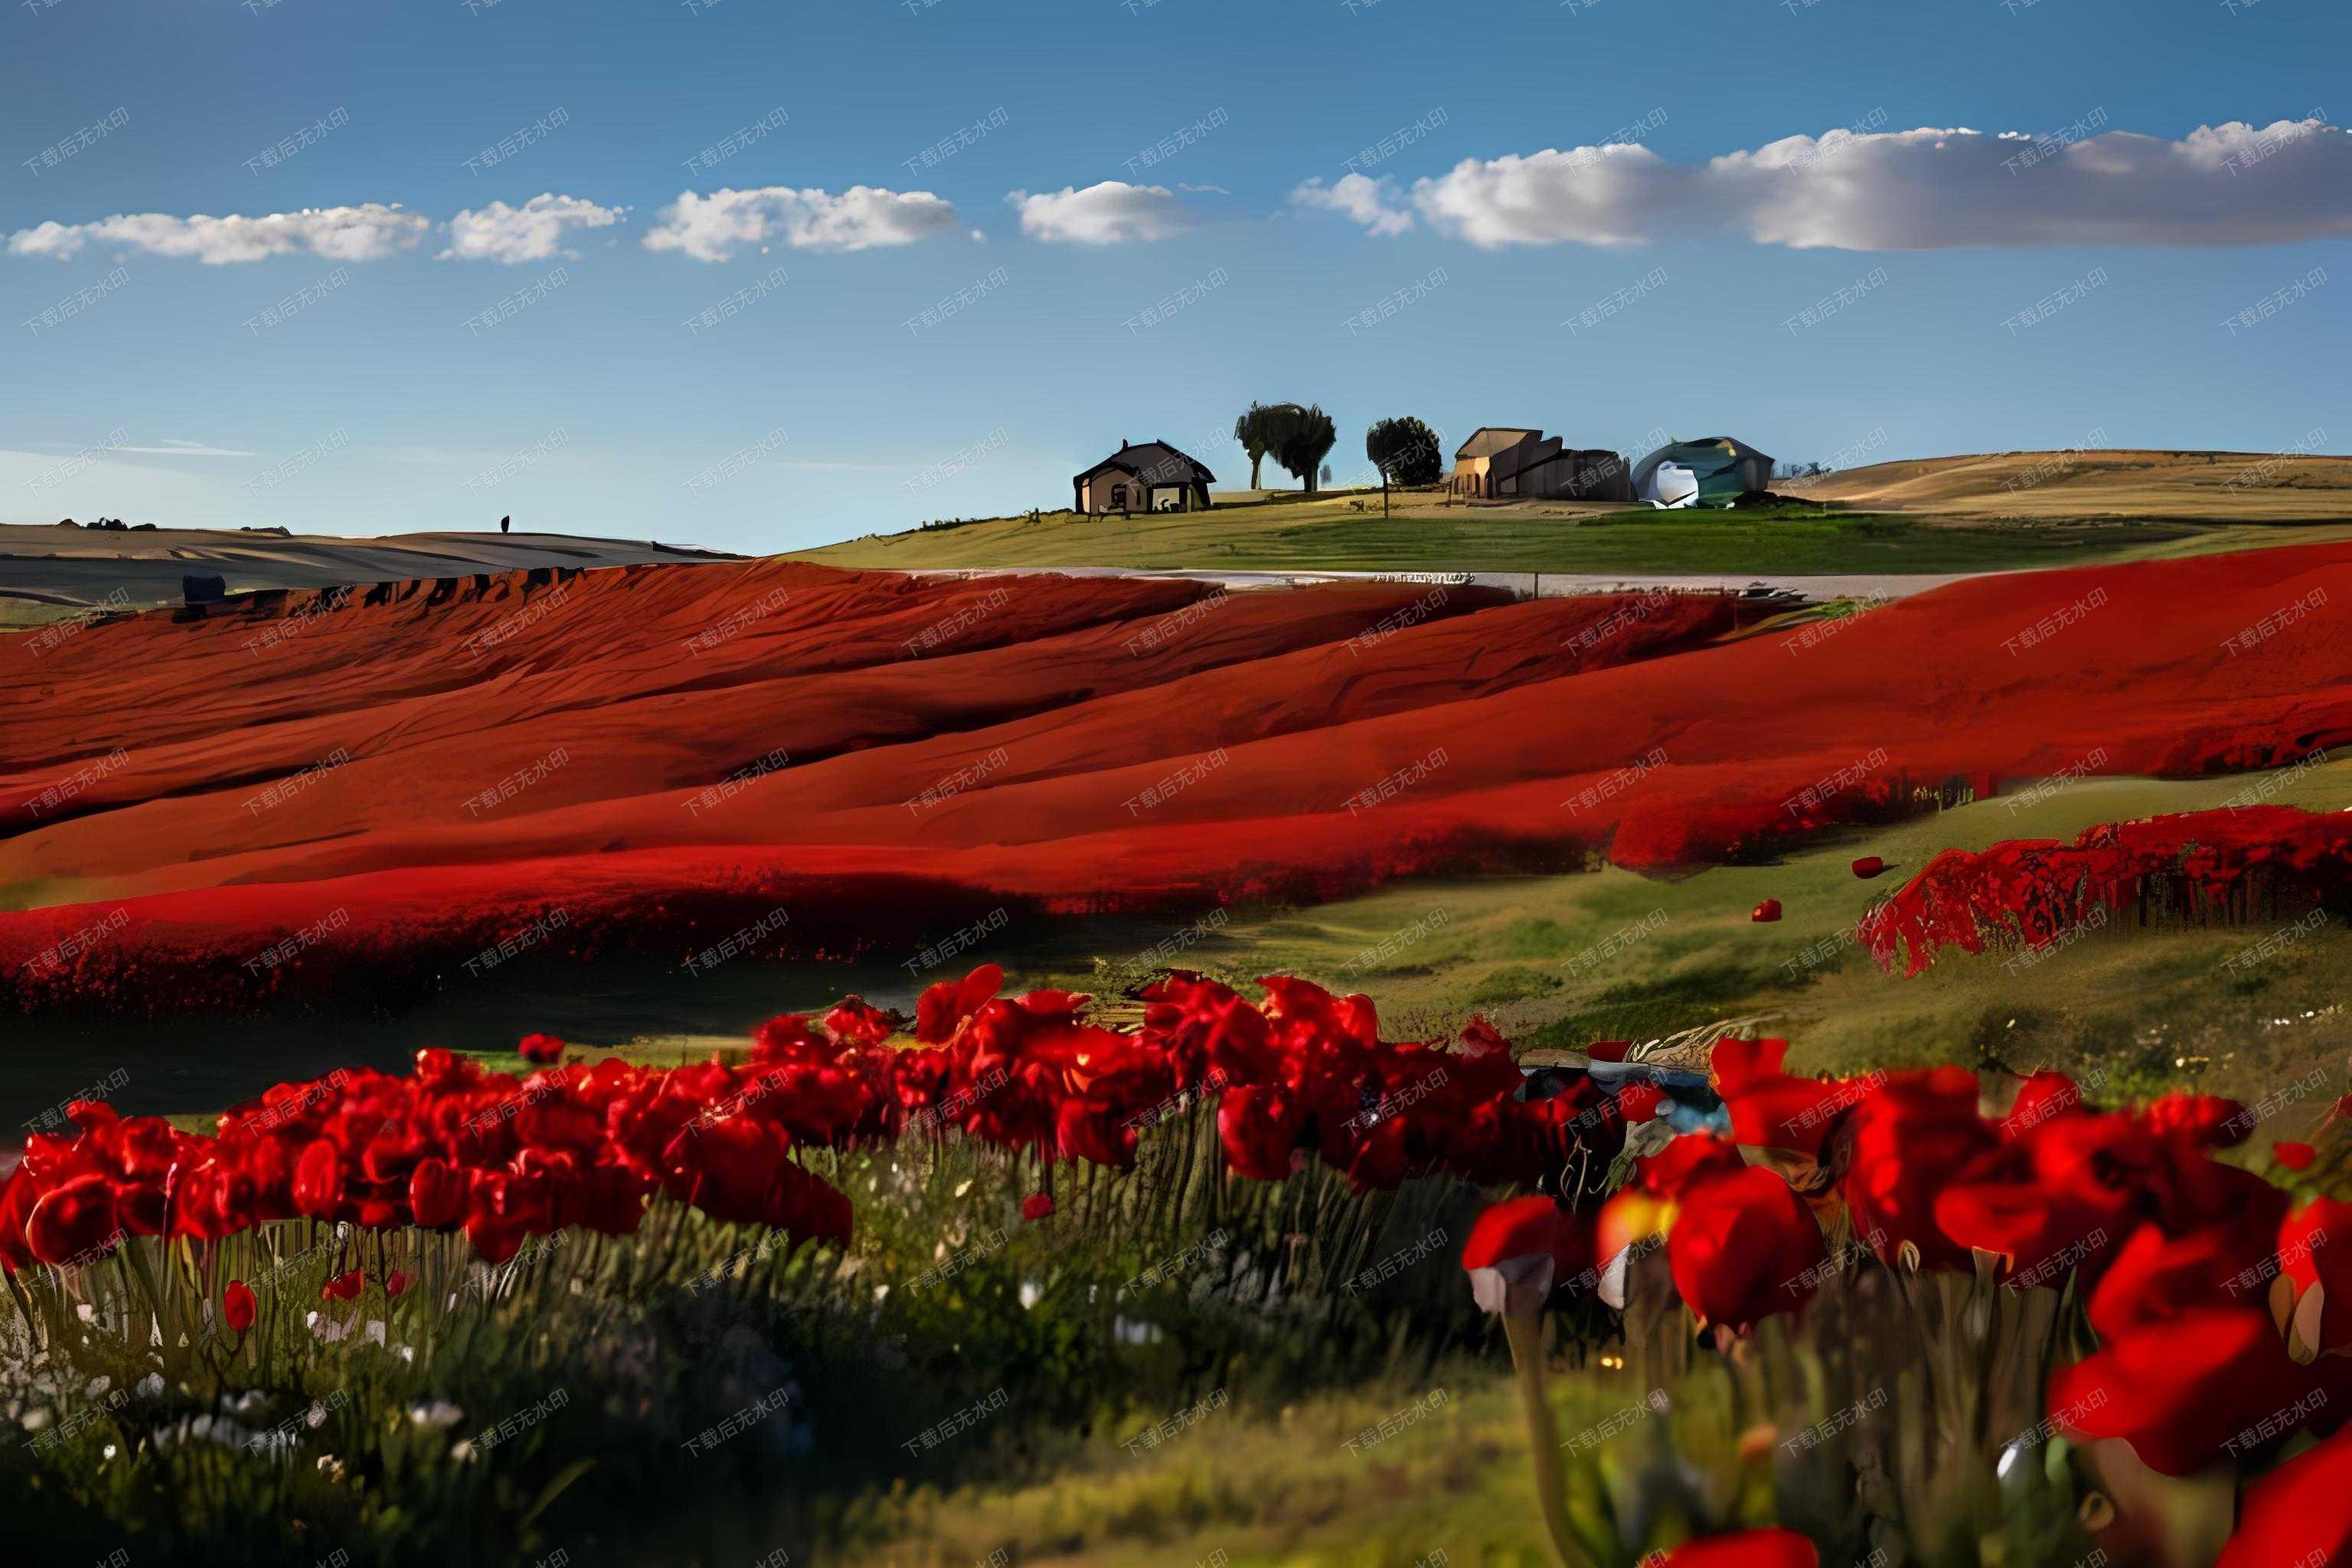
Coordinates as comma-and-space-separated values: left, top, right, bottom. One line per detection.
1074, 440, 1216, 486
1648, 436, 1775, 466
1454, 427, 1540, 460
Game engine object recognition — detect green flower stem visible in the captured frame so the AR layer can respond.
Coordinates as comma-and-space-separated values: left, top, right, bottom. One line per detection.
1502, 1298, 1597, 1568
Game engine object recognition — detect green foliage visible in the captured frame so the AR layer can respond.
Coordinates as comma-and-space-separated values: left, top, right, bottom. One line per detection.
799, 491, 2246, 577
1365, 416, 1443, 488
1233, 401, 1301, 492
1492, 916, 1575, 959
1, 1122, 1492, 1566
1264, 403, 1338, 495
1465, 965, 1563, 1006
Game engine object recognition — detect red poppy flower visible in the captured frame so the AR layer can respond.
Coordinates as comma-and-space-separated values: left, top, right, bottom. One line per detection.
750, 1013, 818, 1061
1840, 1069, 1994, 1272
413, 1046, 465, 1085
2217, 1421, 2352, 1568
822, 996, 896, 1047
1661, 1528, 1821, 1568
1342, 1116, 1413, 1192
25, 1174, 119, 1267
581, 1164, 652, 1236
1015, 988, 1093, 1025
223, 1279, 256, 1334
1054, 1097, 1138, 1171
409, 1158, 468, 1230
1709, 1037, 1788, 1095
2164, 1157, 2290, 1281
465, 1208, 527, 1265
0, 1173, 40, 1274
1941, 1111, 2167, 1285
2277, 1142, 2318, 1172
1668, 1166, 1825, 1334
2087, 1223, 2243, 1341
1635, 1135, 1745, 1200
1717, 1076, 1832, 1160
1217, 1084, 1306, 1182
2050, 1307, 2322, 1476
916, 963, 1004, 1044
320, 1268, 364, 1303
292, 1138, 345, 1220
1851, 857, 1886, 879
2143, 1092, 2252, 1149
385, 1269, 411, 1298
658, 1115, 789, 1228
2282, 1198, 2352, 1354
1715, 1051, 1863, 1162
1020, 1192, 1054, 1221
1750, 900, 1782, 923
1462, 1194, 1593, 1313
516, 1033, 566, 1066
1998, 1070, 2090, 1139
514, 1092, 604, 1153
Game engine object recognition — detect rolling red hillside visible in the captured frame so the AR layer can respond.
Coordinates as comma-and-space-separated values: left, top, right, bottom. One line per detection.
2, 544, 2347, 1014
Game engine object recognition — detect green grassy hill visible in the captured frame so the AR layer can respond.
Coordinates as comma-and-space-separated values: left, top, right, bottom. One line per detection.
792, 488, 2341, 578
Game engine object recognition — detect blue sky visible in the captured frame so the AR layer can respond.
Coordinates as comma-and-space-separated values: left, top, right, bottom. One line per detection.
2, 0, 2346, 554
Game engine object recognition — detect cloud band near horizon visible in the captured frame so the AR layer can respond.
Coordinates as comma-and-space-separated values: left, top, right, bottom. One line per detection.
8, 118, 2344, 266
1307, 117, 2349, 250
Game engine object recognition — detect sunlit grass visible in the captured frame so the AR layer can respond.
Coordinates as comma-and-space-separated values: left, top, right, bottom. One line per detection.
789, 490, 2344, 579
989, 758, 2352, 1102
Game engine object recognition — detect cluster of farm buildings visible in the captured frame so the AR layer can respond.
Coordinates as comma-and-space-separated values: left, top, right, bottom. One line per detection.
1070, 430, 1775, 514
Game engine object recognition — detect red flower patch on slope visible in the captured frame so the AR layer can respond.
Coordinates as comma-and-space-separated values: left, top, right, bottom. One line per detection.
1860, 805, 2352, 976
5, 542, 2350, 1014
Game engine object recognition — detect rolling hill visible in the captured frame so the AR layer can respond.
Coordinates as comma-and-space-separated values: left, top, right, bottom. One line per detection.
796, 450, 2352, 575
1781, 446, 2352, 520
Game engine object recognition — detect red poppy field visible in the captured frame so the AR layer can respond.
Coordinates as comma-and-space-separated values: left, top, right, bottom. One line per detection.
4, 544, 2352, 1566
3, 541, 2348, 1015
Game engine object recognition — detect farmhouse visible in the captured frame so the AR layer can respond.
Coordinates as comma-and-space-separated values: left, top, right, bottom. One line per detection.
1072, 439, 1216, 514
1446, 428, 1634, 503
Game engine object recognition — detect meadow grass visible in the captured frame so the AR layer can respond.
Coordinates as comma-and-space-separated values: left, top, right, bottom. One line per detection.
2, 1112, 1492, 1566
514, 760, 2352, 1122
989, 759, 2352, 1108
790, 491, 2345, 579
15, 762, 2335, 1563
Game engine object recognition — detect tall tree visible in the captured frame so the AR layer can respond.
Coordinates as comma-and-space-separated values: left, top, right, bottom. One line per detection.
1233, 402, 1293, 491
1365, 416, 1442, 515
1272, 403, 1338, 495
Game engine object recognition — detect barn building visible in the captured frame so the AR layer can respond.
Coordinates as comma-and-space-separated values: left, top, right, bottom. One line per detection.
1447, 428, 1635, 502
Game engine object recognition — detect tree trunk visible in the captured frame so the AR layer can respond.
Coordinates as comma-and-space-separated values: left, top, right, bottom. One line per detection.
1248, 453, 1263, 488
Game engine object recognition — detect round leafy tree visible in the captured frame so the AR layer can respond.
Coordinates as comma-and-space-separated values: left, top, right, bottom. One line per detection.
1366, 416, 1443, 488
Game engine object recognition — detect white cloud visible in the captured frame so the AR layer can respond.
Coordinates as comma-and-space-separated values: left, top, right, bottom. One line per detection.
439, 193, 625, 263
1006, 181, 1193, 244
1289, 174, 1413, 237
1410, 118, 2352, 250
1412, 143, 1680, 250
7, 204, 431, 264
641, 185, 959, 260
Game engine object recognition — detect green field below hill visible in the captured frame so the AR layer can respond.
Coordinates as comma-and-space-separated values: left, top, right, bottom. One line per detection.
792, 491, 2350, 578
